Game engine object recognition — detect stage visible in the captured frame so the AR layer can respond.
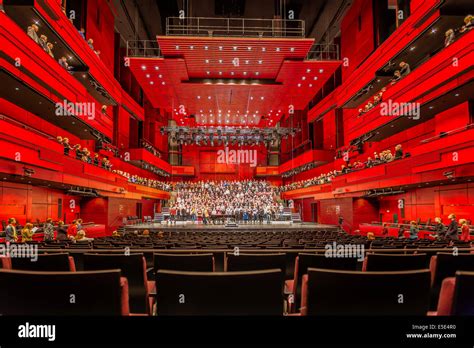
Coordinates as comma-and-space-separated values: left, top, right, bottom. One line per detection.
123, 222, 338, 233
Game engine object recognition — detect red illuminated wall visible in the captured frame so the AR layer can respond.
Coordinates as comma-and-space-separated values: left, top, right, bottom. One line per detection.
0, 182, 80, 225
85, 0, 116, 73
340, 0, 375, 81
180, 144, 268, 180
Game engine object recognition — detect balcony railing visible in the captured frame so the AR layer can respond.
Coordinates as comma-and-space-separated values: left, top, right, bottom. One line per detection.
166, 17, 305, 38
306, 43, 340, 61
126, 40, 163, 58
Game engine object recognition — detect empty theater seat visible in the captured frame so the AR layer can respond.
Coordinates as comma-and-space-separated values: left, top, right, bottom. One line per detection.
436, 271, 474, 316
82, 253, 150, 314
286, 253, 361, 306
0, 269, 129, 315
364, 253, 430, 271
8, 253, 76, 272
430, 253, 474, 309
155, 269, 283, 315
153, 253, 215, 273
301, 268, 431, 315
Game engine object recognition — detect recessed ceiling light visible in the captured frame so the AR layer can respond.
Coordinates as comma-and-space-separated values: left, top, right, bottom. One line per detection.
302, 76, 306, 80
455, 93, 460, 97
247, 46, 252, 51
154, 66, 159, 70
262, 47, 266, 52
314, 76, 318, 80
260, 96, 264, 100
297, 83, 301, 87
243, 72, 247, 75
306, 69, 311, 73
158, 74, 162, 78
231, 71, 234, 75
197, 96, 201, 99
218, 59, 223, 63
219, 46, 223, 50
258, 60, 263, 64
429, 106, 434, 109
233, 46, 238, 51
276, 47, 280, 52
309, 84, 313, 87
255, 72, 259, 76
219, 71, 222, 75
189, 45, 194, 50
175, 45, 179, 49
208, 96, 211, 99
290, 47, 295, 52
204, 46, 208, 50
410, 46, 416, 51
319, 69, 324, 73
205, 59, 210, 63
206, 71, 210, 75
161, 81, 165, 85
146, 74, 150, 78
141, 66, 146, 70
250, 96, 254, 100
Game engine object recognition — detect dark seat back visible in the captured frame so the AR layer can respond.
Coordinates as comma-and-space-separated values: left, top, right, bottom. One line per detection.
306, 268, 430, 315
11, 253, 71, 271
154, 253, 214, 272
452, 271, 474, 315
366, 253, 430, 271
156, 269, 283, 315
0, 269, 123, 315
434, 253, 474, 289
83, 253, 147, 313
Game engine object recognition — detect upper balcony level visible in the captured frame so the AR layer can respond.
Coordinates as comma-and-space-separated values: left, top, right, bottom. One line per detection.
165, 17, 305, 38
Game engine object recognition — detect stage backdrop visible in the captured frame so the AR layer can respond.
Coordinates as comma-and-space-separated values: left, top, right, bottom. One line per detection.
181, 144, 268, 180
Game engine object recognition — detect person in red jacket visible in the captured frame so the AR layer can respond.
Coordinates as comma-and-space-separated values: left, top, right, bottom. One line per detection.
67, 220, 78, 239
459, 219, 470, 242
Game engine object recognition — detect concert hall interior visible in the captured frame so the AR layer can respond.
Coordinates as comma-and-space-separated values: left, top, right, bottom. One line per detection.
0, 0, 474, 319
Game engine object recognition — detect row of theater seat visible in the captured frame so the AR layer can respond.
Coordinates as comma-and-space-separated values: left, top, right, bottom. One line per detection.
1, 251, 473, 315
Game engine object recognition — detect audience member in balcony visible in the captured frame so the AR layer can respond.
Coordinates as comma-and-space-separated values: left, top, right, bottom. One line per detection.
39, 35, 49, 51
46, 42, 54, 59
78, 27, 86, 40
459, 219, 470, 242
75, 230, 93, 242
56, 221, 67, 241
398, 226, 405, 239
27, 24, 40, 44
409, 221, 419, 240
366, 157, 373, 168
373, 94, 381, 106
445, 29, 456, 47
382, 223, 389, 236
87, 38, 95, 50
21, 223, 34, 243
460, 15, 474, 33
373, 152, 380, 164
399, 61, 411, 77
390, 70, 402, 85
446, 213, 459, 240
81, 148, 91, 163
43, 218, 54, 241
73, 144, 82, 160
58, 56, 70, 70
62, 137, 71, 155
394, 144, 403, 160
353, 161, 365, 170
93, 153, 100, 166
76, 219, 83, 231
434, 217, 446, 239
5, 218, 18, 243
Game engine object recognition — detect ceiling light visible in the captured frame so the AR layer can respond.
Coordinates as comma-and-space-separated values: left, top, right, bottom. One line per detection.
146, 74, 150, 78
206, 71, 210, 75
255, 72, 259, 76
319, 69, 324, 73
162, 81, 165, 85
276, 47, 280, 52
260, 96, 264, 100
197, 96, 201, 99
154, 66, 159, 70
233, 46, 237, 50
189, 45, 194, 50
141, 65, 146, 70
243, 72, 247, 75
219, 59, 223, 63
297, 83, 301, 87
175, 45, 179, 49
245, 60, 249, 64
306, 69, 311, 73
455, 93, 460, 97
410, 46, 416, 51
150, 81, 154, 85
309, 84, 313, 87
208, 96, 211, 99
290, 47, 295, 52
219, 46, 223, 50
204, 46, 209, 50
314, 76, 318, 80
250, 96, 254, 100
247, 46, 252, 51
158, 74, 162, 78
262, 47, 266, 52
258, 60, 263, 64
205, 59, 210, 63
302, 76, 306, 80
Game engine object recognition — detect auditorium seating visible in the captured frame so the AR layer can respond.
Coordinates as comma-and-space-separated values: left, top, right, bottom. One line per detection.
300, 268, 431, 315
430, 253, 474, 309
363, 253, 431, 271
153, 253, 215, 272
286, 252, 361, 308
0, 269, 129, 315
155, 269, 283, 315
5, 252, 76, 271
82, 253, 151, 314
436, 271, 474, 316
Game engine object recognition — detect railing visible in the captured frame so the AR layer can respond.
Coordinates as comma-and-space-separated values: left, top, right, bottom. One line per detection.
306, 43, 340, 61
420, 123, 474, 144
166, 17, 305, 38
126, 40, 163, 58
